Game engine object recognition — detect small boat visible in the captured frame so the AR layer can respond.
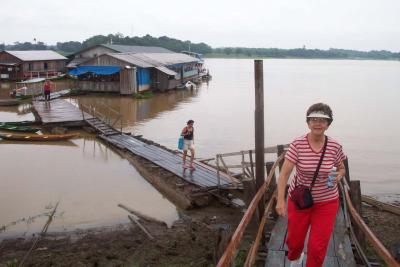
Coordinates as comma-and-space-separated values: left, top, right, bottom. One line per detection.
0, 99, 20, 106
0, 133, 77, 141
0, 120, 36, 126
176, 81, 197, 90
0, 124, 40, 133
10, 78, 45, 97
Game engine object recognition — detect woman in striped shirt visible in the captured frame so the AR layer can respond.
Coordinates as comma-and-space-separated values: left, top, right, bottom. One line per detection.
276, 103, 346, 267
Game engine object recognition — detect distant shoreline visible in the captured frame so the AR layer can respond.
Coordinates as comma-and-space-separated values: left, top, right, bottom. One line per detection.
204, 54, 400, 61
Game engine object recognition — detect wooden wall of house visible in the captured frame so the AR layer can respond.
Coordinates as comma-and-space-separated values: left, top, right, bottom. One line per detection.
81, 54, 128, 67
0, 65, 22, 80
21, 60, 66, 72
76, 81, 120, 93
75, 47, 115, 59
156, 71, 179, 91
120, 68, 137, 95
0, 52, 22, 64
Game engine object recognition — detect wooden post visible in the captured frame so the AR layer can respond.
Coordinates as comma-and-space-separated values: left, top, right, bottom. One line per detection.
254, 59, 265, 220
264, 161, 276, 245
216, 155, 221, 190
344, 158, 351, 184
265, 162, 277, 201
249, 150, 255, 178
277, 144, 285, 171
350, 180, 366, 250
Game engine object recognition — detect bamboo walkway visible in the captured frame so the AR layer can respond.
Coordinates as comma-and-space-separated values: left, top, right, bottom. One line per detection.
265, 206, 357, 267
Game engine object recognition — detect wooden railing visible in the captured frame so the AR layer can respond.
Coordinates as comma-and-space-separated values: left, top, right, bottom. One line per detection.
216, 153, 285, 267
341, 179, 400, 267
79, 102, 123, 134
216, 153, 400, 267
213, 144, 289, 189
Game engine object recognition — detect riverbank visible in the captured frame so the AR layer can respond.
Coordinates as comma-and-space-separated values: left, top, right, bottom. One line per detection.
0, 204, 243, 267
0, 199, 398, 266
362, 203, 400, 264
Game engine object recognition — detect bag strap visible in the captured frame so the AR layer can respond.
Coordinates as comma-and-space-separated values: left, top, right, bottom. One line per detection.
295, 136, 328, 188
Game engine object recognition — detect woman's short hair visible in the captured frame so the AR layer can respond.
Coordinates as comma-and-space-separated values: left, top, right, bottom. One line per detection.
187, 119, 194, 125
306, 103, 333, 125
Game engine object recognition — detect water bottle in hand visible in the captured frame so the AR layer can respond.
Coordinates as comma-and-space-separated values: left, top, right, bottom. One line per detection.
327, 167, 336, 188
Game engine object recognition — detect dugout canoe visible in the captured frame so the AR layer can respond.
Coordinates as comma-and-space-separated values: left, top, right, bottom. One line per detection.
0, 99, 20, 106
0, 133, 77, 141
0, 124, 40, 133
0, 120, 36, 126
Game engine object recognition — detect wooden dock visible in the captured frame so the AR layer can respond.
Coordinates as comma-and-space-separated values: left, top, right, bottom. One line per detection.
32, 99, 234, 189
101, 134, 233, 188
265, 206, 357, 267
32, 99, 91, 125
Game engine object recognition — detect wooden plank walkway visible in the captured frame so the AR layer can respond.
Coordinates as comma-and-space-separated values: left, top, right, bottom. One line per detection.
32, 98, 234, 189
32, 99, 91, 124
265, 206, 357, 267
85, 117, 120, 136
101, 134, 233, 188
35, 89, 71, 101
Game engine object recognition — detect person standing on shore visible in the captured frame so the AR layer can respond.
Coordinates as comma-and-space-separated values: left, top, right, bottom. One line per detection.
275, 103, 346, 267
43, 80, 52, 101
181, 120, 195, 170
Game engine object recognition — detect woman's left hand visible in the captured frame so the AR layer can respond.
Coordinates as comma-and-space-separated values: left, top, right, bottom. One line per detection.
333, 174, 342, 185
333, 162, 346, 185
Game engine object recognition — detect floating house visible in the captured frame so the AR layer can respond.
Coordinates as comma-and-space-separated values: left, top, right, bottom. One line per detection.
68, 44, 201, 94
0, 50, 67, 81
67, 44, 173, 69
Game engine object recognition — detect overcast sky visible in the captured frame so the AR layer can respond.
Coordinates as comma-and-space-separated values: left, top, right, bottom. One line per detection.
1, 0, 399, 51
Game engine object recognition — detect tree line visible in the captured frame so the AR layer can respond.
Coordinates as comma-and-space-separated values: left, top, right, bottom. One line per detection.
1, 33, 399, 60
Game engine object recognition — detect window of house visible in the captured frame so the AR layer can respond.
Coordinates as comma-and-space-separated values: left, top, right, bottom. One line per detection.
28, 63, 33, 71
44, 62, 48, 70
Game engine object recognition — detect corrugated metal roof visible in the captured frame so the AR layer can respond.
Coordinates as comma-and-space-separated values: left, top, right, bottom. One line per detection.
107, 52, 199, 68
108, 53, 154, 68
66, 57, 90, 68
140, 52, 199, 65
101, 44, 173, 53
5, 50, 67, 61
155, 66, 178, 76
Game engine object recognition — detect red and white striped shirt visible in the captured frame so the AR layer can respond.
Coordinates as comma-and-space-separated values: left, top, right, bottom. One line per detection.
286, 134, 346, 203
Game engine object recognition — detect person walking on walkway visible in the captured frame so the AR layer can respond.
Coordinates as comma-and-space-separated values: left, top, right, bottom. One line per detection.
275, 103, 346, 267
43, 80, 52, 101
181, 119, 195, 170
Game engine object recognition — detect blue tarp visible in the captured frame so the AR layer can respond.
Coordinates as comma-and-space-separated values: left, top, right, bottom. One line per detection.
68, 66, 120, 76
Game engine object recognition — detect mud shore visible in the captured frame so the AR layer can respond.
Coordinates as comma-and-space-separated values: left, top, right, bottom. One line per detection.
0, 205, 243, 267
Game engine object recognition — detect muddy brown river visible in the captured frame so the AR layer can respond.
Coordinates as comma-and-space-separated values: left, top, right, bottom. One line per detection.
1, 58, 399, 238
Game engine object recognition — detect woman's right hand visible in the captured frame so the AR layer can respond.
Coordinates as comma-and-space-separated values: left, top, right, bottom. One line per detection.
275, 198, 287, 217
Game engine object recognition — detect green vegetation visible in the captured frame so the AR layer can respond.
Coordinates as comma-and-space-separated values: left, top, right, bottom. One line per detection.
1, 33, 212, 55
1, 33, 399, 60
5, 259, 18, 267
211, 47, 400, 60
132, 91, 154, 99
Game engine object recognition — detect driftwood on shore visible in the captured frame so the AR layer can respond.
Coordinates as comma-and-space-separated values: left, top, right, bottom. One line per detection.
128, 215, 154, 240
361, 195, 400, 216
19, 202, 59, 267
118, 203, 167, 226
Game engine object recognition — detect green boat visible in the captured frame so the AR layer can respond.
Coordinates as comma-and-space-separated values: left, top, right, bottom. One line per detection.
0, 120, 36, 126
0, 124, 40, 133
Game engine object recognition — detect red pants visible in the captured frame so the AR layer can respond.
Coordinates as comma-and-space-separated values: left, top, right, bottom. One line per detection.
286, 197, 339, 267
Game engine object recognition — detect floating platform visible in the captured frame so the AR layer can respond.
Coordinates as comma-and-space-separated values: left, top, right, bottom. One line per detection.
32, 99, 91, 126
